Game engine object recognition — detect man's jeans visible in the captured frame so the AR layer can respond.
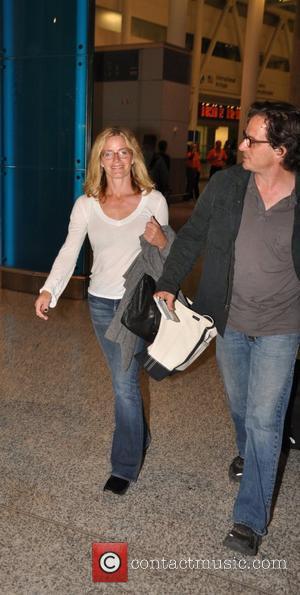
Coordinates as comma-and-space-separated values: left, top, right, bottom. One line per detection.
88, 294, 148, 482
216, 327, 300, 535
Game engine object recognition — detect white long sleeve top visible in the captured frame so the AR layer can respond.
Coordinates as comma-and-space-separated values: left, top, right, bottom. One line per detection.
41, 190, 169, 307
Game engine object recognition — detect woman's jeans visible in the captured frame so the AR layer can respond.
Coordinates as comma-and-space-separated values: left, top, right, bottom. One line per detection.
88, 294, 148, 482
216, 327, 300, 535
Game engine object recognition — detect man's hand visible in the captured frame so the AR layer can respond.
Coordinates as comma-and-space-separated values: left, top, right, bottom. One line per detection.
153, 291, 175, 311
35, 290, 52, 320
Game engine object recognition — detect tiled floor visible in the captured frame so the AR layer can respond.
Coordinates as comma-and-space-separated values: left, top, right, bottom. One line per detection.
1, 284, 299, 594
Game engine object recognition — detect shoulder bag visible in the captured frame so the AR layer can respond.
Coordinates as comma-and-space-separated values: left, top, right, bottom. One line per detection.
121, 274, 161, 343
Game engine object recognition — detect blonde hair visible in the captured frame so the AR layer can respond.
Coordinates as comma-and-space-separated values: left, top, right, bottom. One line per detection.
84, 126, 155, 199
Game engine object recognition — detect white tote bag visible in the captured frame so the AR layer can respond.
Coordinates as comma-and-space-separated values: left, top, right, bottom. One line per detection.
136, 297, 217, 380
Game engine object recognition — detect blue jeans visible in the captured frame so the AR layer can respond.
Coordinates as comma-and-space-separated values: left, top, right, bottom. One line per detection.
88, 294, 148, 482
216, 327, 300, 535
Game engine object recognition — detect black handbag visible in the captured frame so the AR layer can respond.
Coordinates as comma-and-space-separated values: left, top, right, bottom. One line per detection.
121, 274, 161, 343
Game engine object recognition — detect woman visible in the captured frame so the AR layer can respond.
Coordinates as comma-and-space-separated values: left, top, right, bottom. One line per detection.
35, 127, 172, 495
206, 140, 227, 177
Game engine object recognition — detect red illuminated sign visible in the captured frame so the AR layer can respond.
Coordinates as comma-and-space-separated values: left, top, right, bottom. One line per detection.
199, 103, 240, 120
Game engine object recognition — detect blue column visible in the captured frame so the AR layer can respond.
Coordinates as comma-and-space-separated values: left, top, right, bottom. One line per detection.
0, 0, 94, 274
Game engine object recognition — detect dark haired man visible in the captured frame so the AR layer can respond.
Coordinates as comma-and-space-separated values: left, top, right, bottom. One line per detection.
155, 102, 300, 555
147, 139, 170, 197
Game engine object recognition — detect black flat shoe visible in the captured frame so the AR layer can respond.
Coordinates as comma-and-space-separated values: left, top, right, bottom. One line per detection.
228, 455, 244, 482
223, 523, 262, 556
103, 475, 130, 495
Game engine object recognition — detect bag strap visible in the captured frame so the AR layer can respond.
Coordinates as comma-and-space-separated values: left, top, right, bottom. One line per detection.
176, 290, 190, 308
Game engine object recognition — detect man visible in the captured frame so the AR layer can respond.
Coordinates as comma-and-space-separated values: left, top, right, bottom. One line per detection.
155, 102, 300, 556
157, 139, 171, 172
144, 138, 170, 197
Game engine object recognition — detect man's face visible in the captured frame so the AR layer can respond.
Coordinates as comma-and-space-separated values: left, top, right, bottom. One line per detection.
239, 114, 277, 173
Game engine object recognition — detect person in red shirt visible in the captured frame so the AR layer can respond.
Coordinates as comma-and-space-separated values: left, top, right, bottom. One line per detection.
186, 142, 201, 199
207, 140, 227, 177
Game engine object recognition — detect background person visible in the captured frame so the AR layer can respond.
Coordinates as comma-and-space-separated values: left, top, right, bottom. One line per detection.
224, 139, 237, 167
207, 139, 227, 177
35, 126, 172, 496
157, 139, 171, 172
185, 142, 201, 200
154, 102, 300, 555
142, 135, 170, 197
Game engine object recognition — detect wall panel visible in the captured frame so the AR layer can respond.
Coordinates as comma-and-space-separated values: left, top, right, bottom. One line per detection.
0, 0, 94, 283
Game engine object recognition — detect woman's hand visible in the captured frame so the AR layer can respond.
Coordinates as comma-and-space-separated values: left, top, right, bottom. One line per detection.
143, 216, 167, 250
153, 291, 175, 311
35, 290, 52, 320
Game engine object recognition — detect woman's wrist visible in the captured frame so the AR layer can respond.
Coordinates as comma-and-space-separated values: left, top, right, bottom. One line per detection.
40, 289, 52, 298
158, 236, 167, 250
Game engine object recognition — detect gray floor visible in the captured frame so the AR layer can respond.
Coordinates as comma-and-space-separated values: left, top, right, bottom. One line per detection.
1, 284, 299, 594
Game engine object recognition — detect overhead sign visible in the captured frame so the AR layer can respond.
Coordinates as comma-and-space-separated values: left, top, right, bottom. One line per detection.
199, 102, 240, 120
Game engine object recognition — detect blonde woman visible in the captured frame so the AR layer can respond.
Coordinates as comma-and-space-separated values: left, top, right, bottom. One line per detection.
35, 127, 173, 495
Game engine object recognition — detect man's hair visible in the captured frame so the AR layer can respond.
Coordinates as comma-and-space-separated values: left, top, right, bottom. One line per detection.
248, 101, 300, 172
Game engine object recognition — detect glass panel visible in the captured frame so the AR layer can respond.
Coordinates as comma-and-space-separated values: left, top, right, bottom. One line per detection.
1, 0, 88, 58
212, 41, 241, 62
267, 55, 290, 72
94, 50, 139, 82
0, 0, 92, 274
1, 166, 86, 272
95, 7, 122, 33
2, 55, 88, 169
131, 17, 166, 43
163, 48, 190, 85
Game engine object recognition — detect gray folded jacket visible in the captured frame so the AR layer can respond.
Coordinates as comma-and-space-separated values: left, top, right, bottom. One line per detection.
105, 225, 176, 370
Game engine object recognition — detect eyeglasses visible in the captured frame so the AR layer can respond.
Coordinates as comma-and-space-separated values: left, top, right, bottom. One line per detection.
101, 148, 132, 160
242, 130, 270, 148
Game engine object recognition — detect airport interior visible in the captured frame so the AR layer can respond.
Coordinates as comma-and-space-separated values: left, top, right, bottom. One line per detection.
1, 0, 300, 593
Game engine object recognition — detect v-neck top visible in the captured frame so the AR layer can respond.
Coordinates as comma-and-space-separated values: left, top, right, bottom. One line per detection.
227, 173, 300, 335
41, 189, 168, 306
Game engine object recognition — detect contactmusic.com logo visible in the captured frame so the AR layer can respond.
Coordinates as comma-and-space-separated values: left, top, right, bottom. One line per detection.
92, 543, 128, 582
